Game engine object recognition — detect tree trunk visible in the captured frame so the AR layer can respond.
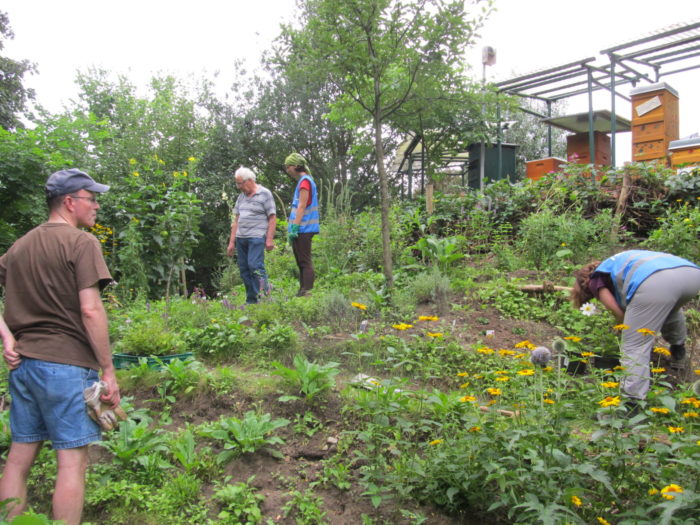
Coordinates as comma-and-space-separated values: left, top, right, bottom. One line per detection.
610, 169, 632, 243
373, 115, 394, 287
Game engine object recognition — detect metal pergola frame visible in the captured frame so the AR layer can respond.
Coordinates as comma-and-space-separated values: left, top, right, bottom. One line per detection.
393, 20, 700, 194
495, 20, 700, 167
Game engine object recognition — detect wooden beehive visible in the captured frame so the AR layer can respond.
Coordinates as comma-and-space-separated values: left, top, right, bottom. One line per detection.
526, 157, 566, 181
630, 83, 679, 164
566, 131, 611, 165
669, 137, 700, 168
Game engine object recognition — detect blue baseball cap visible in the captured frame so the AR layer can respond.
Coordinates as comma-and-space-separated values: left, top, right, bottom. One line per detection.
45, 168, 110, 199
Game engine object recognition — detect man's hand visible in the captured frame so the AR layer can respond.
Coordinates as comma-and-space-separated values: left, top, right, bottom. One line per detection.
99, 368, 121, 408
287, 223, 300, 244
227, 240, 235, 257
2, 342, 21, 370
265, 239, 275, 252
0, 316, 20, 370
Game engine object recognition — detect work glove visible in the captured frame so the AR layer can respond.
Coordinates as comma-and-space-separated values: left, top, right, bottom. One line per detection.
287, 223, 300, 244
84, 381, 127, 431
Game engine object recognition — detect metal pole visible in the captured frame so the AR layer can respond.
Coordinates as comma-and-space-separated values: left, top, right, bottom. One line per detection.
610, 56, 617, 167
480, 62, 486, 191
587, 68, 595, 166
497, 98, 502, 180
547, 100, 552, 157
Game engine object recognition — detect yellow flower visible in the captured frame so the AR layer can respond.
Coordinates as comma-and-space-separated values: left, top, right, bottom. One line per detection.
648, 488, 659, 495
495, 376, 510, 382
581, 351, 595, 357
132, 171, 140, 177
513, 353, 527, 359
613, 365, 626, 371
660, 483, 683, 500
129, 158, 137, 165
543, 366, 553, 372
600, 382, 619, 388
498, 349, 516, 356
515, 340, 532, 348
651, 367, 666, 373
613, 324, 629, 330
494, 370, 508, 375
456, 372, 469, 377
597, 518, 611, 525
473, 374, 483, 379
486, 388, 501, 396
667, 426, 684, 434
682, 411, 699, 418
694, 369, 700, 375
392, 323, 413, 330
426, 332, 443, 338
564, 336, 582, 342
418, 315, 438, 321
188, 156, 197, 162
653, 346, 671, 356
599, 396, 621, 407
543, 399, 555, 404
477, 347, 494, 354
571, 495, 582, 507
351, 301, 367, 310
560, 242, 567, 247
459, 382, 470, 389
636, 328, 656, 336
468, 426, 481, 432
429, 439, 443, 446
459, 395, 477, 403
517, 369, 535, 376
650, 407, 670, 414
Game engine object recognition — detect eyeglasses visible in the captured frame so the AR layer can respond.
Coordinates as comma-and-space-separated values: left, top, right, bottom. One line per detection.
69, 194, 98, 204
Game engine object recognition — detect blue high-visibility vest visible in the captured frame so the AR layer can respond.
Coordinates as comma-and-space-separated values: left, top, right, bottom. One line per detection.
595, 250, 699, 307
289, 174, 320, 234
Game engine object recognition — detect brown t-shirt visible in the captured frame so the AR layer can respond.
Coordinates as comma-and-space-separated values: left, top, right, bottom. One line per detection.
0, 223, 112, 369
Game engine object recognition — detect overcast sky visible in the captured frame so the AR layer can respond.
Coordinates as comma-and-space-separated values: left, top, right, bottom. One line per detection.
3, 0, 699, 165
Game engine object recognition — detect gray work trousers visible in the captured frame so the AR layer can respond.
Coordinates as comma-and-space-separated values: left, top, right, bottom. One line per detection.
621, 266, 700, 400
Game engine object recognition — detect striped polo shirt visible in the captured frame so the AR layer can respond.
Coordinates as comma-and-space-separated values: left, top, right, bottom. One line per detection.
233, 185, 276, 238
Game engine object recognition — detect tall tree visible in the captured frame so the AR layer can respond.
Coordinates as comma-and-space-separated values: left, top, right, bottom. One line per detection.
279, 0, 493, 286
0, 10, 36, 129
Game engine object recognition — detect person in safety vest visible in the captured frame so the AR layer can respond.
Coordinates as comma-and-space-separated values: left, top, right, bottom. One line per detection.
284, 153, 319, 297
572, 250, 700, 406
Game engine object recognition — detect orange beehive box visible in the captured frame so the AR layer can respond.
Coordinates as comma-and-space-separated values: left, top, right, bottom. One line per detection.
630, 82, 679, 164
566, 131, 611, 165
669, 137, 700, 168
526, 157, 567, 181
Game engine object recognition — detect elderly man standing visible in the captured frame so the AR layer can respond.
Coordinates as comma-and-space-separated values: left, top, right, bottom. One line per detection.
226, 167, 277, 304
284, 153, 320, 297
0, 168, 120, 525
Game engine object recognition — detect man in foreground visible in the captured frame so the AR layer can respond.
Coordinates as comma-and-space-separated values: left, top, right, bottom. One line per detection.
226, 167, 277, 304
0, 168, 120, 524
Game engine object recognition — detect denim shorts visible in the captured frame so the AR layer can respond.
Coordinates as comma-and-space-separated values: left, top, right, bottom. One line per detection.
9, 357, 101, 449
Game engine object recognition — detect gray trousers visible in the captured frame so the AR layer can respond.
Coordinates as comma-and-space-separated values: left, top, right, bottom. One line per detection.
621, 266, 700, 400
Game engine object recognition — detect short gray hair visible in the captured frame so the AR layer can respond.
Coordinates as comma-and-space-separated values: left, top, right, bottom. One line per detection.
234, 166, 256, 182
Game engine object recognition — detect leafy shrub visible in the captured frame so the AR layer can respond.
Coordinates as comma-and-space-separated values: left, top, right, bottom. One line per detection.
401, 268, 451, 314
200, 411, 289, 464
258, 323, 298, 357
317, 289, 355, 328
114, 317, 185, 356
515, 208, 615, 269
214, 476, 264, 524
642, 203, 700, 263
185, 321, 249, 360
272, 355, 340, 404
